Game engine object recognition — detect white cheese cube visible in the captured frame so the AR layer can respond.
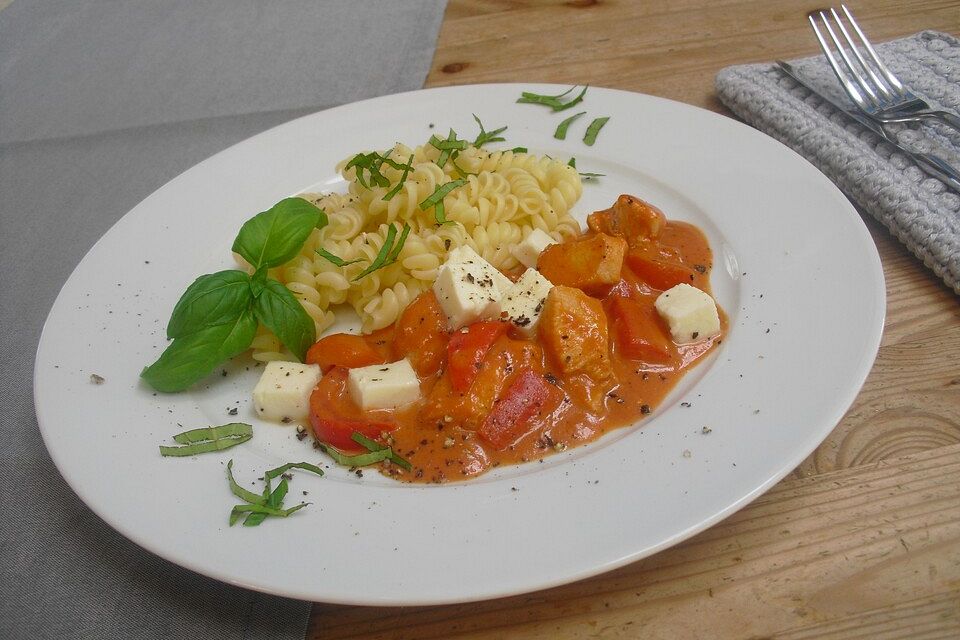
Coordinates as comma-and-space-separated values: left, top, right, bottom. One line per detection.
252, 361, 322, 424
433, 245, 512, 329
347, 359, 421, 411
510, 228, 556, 269
654, 283, 721, 344
497, 268, 553, 337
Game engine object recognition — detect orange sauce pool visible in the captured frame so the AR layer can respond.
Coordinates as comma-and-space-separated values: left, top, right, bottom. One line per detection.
309, 209, 726, 483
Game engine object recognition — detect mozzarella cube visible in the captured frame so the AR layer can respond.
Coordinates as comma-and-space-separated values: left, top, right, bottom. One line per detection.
497, 268, 553, 337
510, 228, 556, 269
347, 359, 421, 411
654, 283, 721, 344
433, 245, 512, 329
252, 361, 322, 424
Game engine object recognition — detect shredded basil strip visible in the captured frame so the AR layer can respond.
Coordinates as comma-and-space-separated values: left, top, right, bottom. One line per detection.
264, 461, 325, 481
316, 248, 363, 267
419, 179, 466, 225
160, 429, 252, 457
450, 155, 476, 178
510, 147, 528, 153
319, 443, 392, 467
382, 154, 415, 201
554, 111, 586, 140
386, 223, 411, 264
517, 85, 576, 106
244, 477, 290, 527
567, 157, 577, 168
345, 152, 391, 189
226, 460, 265, 505
352, 223, 410, 281
351, 433, 412, 470
430, 129, 468, 168
171, 423, 252, 445
517, 85, 588, 112
583, 116, 609, 146
472, 114, 508, 148
226, 459, 321, 527
229, 502, 309, 526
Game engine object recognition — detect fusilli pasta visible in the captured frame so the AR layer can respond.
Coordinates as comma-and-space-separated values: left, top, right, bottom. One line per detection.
247, 138, 583, 360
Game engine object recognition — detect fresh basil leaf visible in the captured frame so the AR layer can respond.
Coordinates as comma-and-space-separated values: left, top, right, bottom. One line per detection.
253, 279, 315, 362
166, 270, 253, 339
554, 111, 586, 140
584, 116, 610, 146
231, 198, 323, 271
510, 147, 528, 153
249, 267, 268, 298
142, 308, 257, 392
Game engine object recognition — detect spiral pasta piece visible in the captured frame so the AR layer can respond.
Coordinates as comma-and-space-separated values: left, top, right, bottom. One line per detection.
245, 135, 583, 360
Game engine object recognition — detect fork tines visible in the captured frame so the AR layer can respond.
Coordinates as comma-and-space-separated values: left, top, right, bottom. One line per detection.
807, 5, 921, 115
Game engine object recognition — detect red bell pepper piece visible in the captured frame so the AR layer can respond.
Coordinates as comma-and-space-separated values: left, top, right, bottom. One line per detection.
446, 321, 509, 392
625, 253, 696, 291
305, 333, 387, 373
309, 367, 394, 451
393, 291, 448, 377
608, 296, 674, 363
479, 369, 552, 450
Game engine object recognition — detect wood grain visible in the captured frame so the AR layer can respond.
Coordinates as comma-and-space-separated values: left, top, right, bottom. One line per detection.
308, 445, 960, 638
309, 0, 960, 636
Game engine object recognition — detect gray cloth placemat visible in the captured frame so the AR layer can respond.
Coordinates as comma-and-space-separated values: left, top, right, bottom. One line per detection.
0, 1, 446, 638
716, 31, 960, 295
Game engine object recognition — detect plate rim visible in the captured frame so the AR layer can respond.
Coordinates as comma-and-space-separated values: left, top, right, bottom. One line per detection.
33, 82, 886, 605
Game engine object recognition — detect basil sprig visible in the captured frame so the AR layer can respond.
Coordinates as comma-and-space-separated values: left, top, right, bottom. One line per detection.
142, 198, 323, 392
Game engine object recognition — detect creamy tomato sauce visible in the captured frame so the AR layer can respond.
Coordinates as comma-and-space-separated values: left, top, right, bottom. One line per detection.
307, 197, 726, 483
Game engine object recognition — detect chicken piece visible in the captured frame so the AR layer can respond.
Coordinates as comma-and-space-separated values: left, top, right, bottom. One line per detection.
587, 194, 666, 246
420, 335, 544, 432
537, 233, 627, 297
538, 286, 616, 410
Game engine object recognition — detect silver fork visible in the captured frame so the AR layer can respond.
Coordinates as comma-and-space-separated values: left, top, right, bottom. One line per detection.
808, 5, 960, 135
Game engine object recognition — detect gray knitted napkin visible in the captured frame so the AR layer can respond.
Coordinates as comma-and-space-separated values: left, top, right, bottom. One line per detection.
0, 1, 445, 639
716, 31, 960, 295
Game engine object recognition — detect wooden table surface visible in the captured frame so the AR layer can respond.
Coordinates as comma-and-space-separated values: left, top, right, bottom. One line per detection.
309, 1, 960, 637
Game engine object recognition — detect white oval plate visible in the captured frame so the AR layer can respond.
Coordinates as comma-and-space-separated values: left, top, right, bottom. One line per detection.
34, 84, 885, 605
